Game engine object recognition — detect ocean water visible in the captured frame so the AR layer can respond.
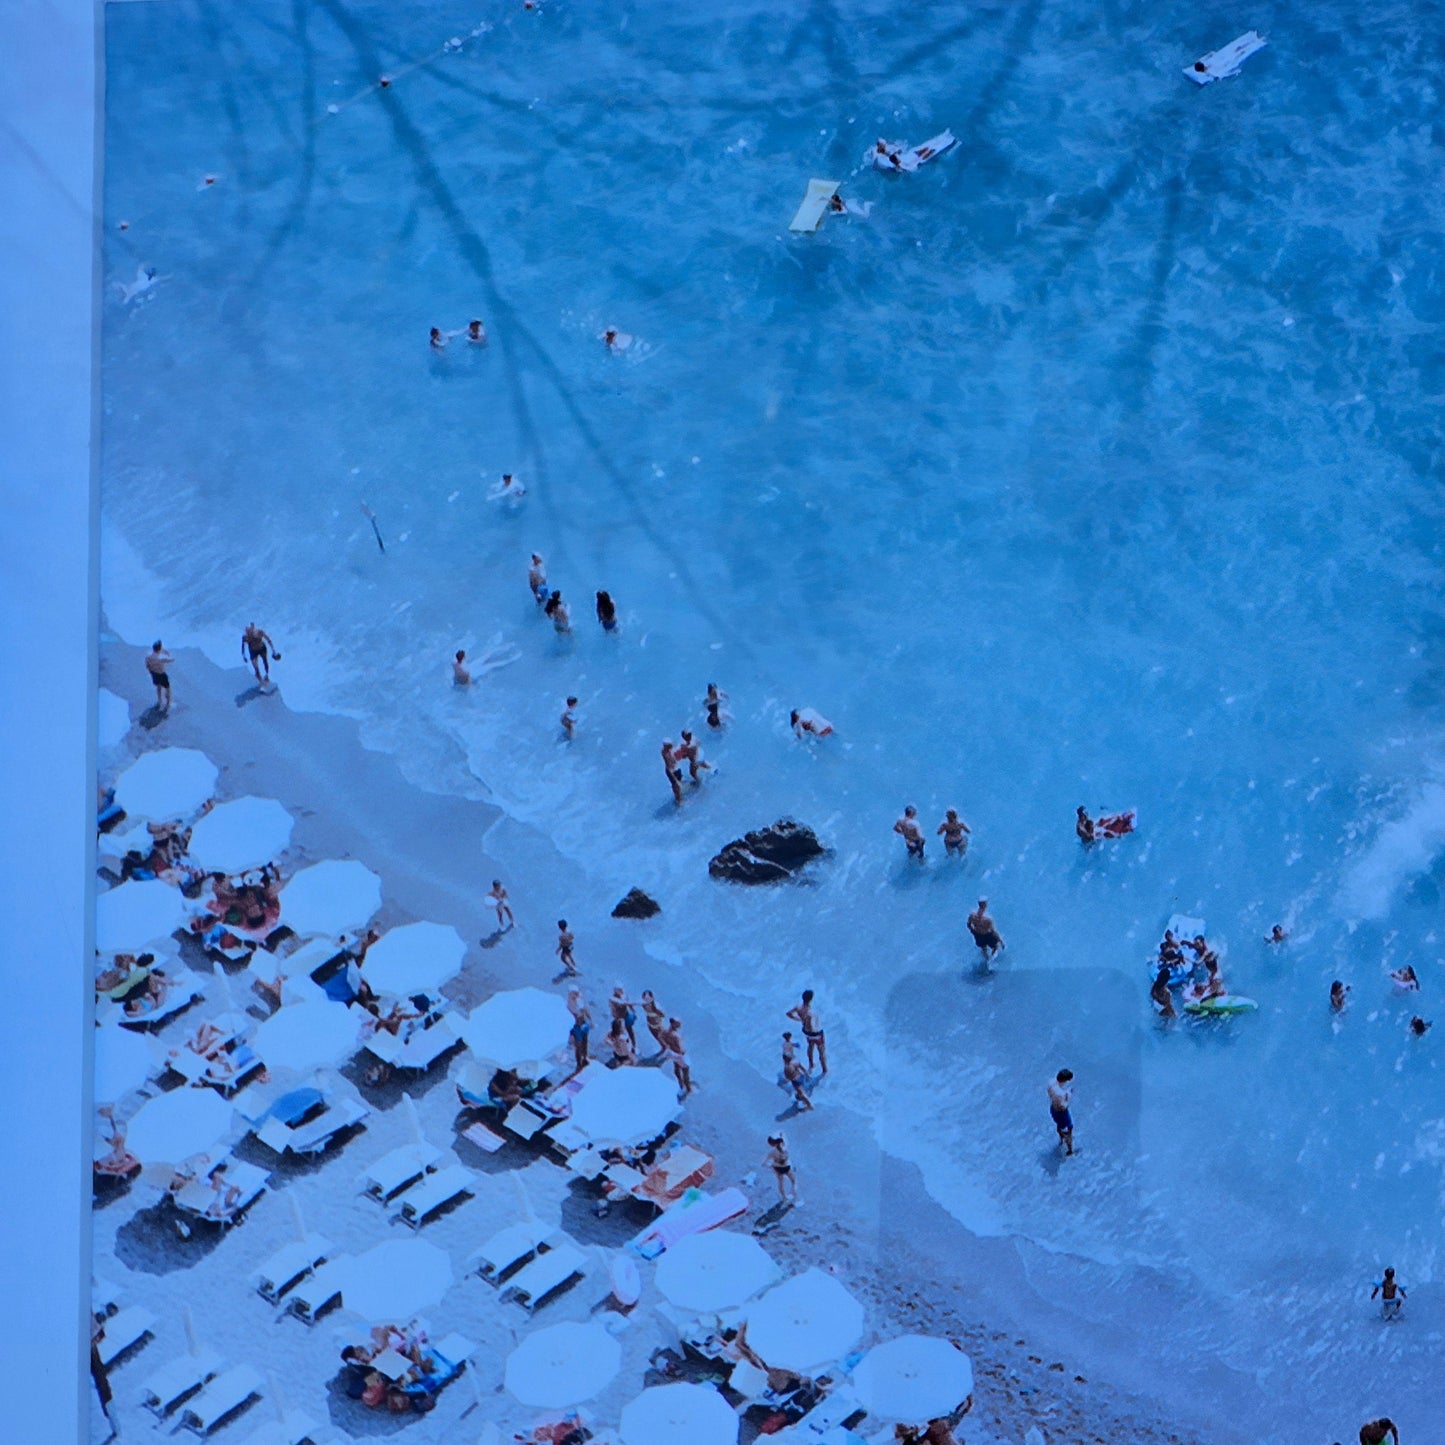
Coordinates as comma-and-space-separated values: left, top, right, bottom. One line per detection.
100, 0, 1445, 1434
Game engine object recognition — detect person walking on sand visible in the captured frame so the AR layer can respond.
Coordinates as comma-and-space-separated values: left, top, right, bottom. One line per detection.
556, 919, 577, 975
486, 880, 514, 932
786, 990, 828, 1075
609, 986, 638, 1051
640, 989, 668, 1056
661, 740, 685, 805
676, 729, 711, 783
561, 696, 578, 740
660, 1016, 694, 1097
766, 1133, 799, 1205
937, 808, 970, 856
894, 805, 925, 861
528, 553, 548, 605
1048, 1068, 1075, 1157
146, 641, 174, 712
566, 987, 591, 1072
967, 897, 1005, 963
452, 649, 472, 686
783, 1053, 814, 1111
1371, 1267, 1407, 1321
1358, 1420, 1399, 1445
241, 623, 278, 685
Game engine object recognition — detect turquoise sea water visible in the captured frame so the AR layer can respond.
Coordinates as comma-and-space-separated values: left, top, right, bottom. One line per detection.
101, 1, 1445, 1434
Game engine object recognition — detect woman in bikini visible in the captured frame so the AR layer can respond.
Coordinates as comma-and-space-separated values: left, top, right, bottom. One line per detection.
660, 1017, 693, 1098
566, 988, 591, 1072
639, 990, 668, 1056
765, 1133, 798, 1204
608, 987, 638, 1050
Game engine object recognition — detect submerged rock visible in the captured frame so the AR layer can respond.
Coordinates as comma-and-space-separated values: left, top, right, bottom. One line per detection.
612, 887, 661, 919
708, 819, 826, 884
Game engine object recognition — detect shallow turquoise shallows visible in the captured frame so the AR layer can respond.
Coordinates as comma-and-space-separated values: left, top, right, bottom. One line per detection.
101, 2, 1445, 1436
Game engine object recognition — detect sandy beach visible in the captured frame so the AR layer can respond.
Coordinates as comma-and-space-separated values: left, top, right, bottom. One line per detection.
92, 630, 1245, 1445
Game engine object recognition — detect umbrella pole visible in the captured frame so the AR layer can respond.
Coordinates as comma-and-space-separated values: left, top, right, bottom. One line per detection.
288, 1191, 308, 1243
403, 1091, 424, 1147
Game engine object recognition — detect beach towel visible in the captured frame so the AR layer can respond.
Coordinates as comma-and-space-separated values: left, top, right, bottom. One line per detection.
1185, 31, 1266, 85
629, 1186, 748, 1259
789, 179, 841, 233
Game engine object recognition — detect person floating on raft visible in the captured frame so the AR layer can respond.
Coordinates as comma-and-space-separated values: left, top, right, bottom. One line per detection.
1076, 806, 1137, 844
869, 130, 956, 173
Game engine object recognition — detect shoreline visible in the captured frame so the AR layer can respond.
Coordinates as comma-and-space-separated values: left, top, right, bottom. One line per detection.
97, 630, 1244, 1445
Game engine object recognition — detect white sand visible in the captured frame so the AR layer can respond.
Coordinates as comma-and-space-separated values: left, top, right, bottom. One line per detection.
93, 636, 1227, 1445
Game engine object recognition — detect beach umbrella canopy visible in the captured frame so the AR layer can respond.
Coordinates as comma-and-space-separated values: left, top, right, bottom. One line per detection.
188, 797, 294, 873
361, 922, 466, 998
93, 1025, 156, 1105
462, 987, 572, 1072
255, 1000, 358, 1073
568, 1067, 680, 1147
95, 878, 188, 952
279, 860, 382, 939
98, 689, 132, 750
852, 1335, 974, 1422
114, 748, 218, 823
655, 1231, 778, 1314
126, 1089, 233, 1166
504, 1322, 621, 1408
620, 1384, 737, 1445
338, 1239, 452, 1322
745, 1269, 864, 1372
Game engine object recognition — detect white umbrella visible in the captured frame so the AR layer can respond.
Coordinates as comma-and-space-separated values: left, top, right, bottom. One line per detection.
745, 1269, 864, 1371
114, 748, 218, 823
188, 797, 294, 873
337, 1239, 452, 1322
655, 1231, 778, 1314
255, 1000, 358, 1073
462, 987, 572, 1072
852, 1335, 974, 1422
279, 859, 382, 939
95, 879, 187, 952
504, 1322, 621, 1407
125, 1089, 233, 1166
620, 1384, 737, 1445
568, 1068, 680, 1147
98, 689, 132, 750
361, 922, 465, 998
93, 1025, 156, 1105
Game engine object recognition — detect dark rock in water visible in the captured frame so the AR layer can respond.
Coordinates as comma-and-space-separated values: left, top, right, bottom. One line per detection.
709, 819, 826, 884
612, 888, 661, 919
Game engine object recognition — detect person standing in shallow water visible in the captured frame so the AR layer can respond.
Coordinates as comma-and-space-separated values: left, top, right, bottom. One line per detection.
241, 623, 278, 686
786, 990, 827, 1075
967, 897, 1005, 963
146, 641, 173, 712
660, 740, 684, 805
595, 590, 618, 631
528, 553, 548, 605
1371, 1267, 1406, 1321
1048, 1068, 1075, 1157
937, 808, 970, 856
704, 683, 728, 730
894, 805, 925, 860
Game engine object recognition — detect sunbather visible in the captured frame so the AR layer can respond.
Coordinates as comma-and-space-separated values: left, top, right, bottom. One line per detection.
204, 1162, 242, 1219
123, 970, 170, 1017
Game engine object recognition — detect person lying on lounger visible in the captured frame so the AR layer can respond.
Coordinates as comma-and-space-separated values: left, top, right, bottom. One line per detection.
204, 1162, 242, 1219
123, 970, 171, 1017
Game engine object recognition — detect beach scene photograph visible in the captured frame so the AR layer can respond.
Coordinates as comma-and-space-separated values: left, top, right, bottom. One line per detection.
55, 2, 1445, 1444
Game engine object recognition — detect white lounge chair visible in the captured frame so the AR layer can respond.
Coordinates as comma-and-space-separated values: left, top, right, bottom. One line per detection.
281, 1259, 346, 1324
364, 1014, 461, 1072
254, 1095, 369, 1156
139, 1350, 222, 1417
172, 1157, 269, 1229
501, 1242, 587, 1310
359, 1142, 444, 1201
179, 1363, 263, 1433
97, 1305, 156, 1367
501, 1100, 553, 1140
469, 1220, 554, 1283
395, 1162, 476, 1228
110, 967, 206, 1030
253, 1233, 334, 1304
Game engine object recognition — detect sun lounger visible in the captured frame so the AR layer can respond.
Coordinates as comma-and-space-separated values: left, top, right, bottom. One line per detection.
253, 1233, 334, 1304
630, 1186, 749, 1259
1185, 30, 1266, 84
235, 1413, 318, 1445
363, 1014, 461, 1072
768, 1386, 865, 1439
281, 1259, 346, 1324
395, 1162, 476, 1227
469, 1220, 555, 1283
501, 1242, 587, 1310
97, 1305, 156, 1367
172, 1157, 269, 1228
110, 967, 206, 1030
617, 1145, 714, 1209
179, 1363, 263, 1433
359, 1142, 444, 1202
501, 1099, 554, 1140
139, 1350, 223, 1418
789, 179, 840, 233
254, 1095, 369, 1156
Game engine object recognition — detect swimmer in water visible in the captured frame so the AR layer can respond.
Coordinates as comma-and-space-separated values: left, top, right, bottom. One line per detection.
1330, 979, 1350, 1012
1371, 1267, 1407, 1321
937, 808, 970, 856
561, 696, 577, 740
790, 707, 833, 738
119, 264, 169, 305
705, 683, 729, 730
1151, 966, 1178, 1019
489, 472, 526, 502
660, 740, 684, 805
467, 318, 487, 345
894, 805, 925, 861
1389, 965, 1419, 992
452, 650, 471, 686
430, 327, 447, 349
601, 327, 633, 353
1075, 806, 1096, 844
528, 553, 548, 605
1409, 1015, 1431, 1037
1267, 924, 1287, 944
595, 590, 618, 631
967, 898, 1005, 964
544, 591, 571, 634
1357, 1418, 1399, 1445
